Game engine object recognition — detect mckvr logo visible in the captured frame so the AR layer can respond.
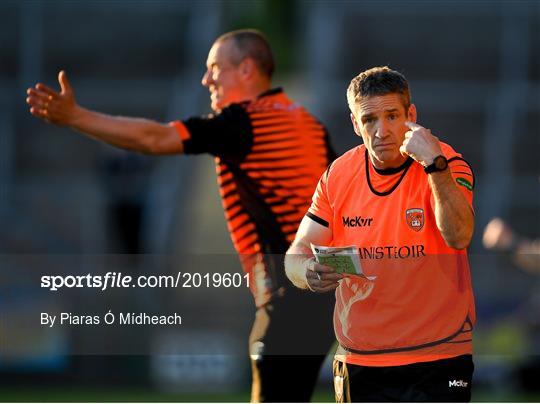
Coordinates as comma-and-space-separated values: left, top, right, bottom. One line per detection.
342, 216, 373, 227
449, 379, 468, 388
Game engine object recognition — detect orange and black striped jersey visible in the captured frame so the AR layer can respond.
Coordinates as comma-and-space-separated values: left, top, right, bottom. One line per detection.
307, 142, 476, 367
171, 88, 335, 306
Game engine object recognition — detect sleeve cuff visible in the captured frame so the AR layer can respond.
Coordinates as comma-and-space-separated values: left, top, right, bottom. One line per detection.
169, 120, 191, 141
306, 211, 329, 228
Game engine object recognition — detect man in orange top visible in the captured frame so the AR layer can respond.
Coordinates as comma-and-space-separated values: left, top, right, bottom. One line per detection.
26, 29, 336, 402
285, 66, 476, 402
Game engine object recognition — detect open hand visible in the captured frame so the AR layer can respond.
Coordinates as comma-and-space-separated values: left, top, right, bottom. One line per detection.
26, 70, 78, 126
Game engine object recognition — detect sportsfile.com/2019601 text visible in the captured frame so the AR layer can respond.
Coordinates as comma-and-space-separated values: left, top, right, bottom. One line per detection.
40, 272, 250, 292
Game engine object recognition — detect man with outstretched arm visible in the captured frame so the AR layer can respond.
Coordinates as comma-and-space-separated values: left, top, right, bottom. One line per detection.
285, 66, 476, 402
27, 29, 336, 402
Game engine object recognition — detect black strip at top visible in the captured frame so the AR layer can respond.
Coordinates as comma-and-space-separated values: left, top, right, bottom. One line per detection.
181, 103, 253, 163
365, 149, 413, 197
306, 212, 329, 228
257, 87, 283, 98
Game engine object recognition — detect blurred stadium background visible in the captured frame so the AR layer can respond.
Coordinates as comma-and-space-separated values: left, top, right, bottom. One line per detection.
1, 0, 539, 401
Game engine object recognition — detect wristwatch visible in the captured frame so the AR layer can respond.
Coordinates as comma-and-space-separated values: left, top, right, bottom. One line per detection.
424, 155, 448, 174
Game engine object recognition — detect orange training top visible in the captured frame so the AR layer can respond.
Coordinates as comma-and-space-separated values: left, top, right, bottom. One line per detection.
171, 88, 335, 307
307, 142, 475, 366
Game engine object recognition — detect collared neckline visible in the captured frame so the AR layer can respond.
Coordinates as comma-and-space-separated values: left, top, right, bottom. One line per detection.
257, 87, 283, 99
372, 156, 413, 176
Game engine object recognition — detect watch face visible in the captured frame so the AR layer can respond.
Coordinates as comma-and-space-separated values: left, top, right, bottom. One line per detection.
435, 156, 448, 170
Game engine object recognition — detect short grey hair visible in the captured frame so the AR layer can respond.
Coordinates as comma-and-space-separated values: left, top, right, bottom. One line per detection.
347, 66, 411, 112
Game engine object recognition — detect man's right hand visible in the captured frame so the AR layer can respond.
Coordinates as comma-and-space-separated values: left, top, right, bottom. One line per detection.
26, 70, 78, 126
26, 70, 77, 126
304, 258, 343, 293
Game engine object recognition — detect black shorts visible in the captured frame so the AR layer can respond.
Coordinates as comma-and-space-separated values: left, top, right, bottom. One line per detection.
333, 354, 474, 402
249, 287, 336, 402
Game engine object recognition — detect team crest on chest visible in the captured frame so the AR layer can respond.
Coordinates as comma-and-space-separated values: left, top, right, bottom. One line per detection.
405, 208, 424, 232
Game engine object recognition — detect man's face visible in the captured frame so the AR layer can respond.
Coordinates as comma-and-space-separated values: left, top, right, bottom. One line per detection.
202, 39, 246, 112
351, 93, 416, 169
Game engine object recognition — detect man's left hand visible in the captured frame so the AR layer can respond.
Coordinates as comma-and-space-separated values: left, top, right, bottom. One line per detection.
399, 121, 443, 166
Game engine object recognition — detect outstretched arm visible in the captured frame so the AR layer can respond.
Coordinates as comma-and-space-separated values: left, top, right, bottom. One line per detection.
285, 215, 342, 292
26, 71, 183, 155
